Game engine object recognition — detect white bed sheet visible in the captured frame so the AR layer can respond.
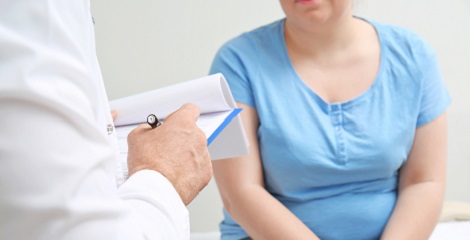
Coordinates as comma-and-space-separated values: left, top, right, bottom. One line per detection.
190, 221, 470, 240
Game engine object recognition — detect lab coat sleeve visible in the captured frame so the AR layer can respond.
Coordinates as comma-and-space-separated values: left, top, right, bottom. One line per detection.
117, 170, 190, 240
0, 0, 189, 239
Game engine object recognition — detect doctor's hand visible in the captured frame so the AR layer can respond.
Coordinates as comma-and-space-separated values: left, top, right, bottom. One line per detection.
126, 103, 212, 205
111, 110, 119, 121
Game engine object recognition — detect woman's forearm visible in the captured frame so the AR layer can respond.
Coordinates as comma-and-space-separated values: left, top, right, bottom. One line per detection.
214, 103, 319, 240
226, 184, 319, 240
381, 181, 445, 240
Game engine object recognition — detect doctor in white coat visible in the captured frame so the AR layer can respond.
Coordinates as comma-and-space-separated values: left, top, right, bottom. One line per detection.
0, 1, 212, 239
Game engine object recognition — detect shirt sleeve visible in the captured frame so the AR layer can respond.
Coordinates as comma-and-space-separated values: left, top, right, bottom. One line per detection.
0, 1, 188, 239
416, 45, 452, 127
209, 35, 257, 108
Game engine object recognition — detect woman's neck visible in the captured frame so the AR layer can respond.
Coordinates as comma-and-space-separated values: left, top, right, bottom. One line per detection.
284, 15, 360, 62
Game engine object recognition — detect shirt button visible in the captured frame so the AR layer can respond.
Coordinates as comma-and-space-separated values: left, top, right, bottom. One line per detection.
107, 124, 114, 135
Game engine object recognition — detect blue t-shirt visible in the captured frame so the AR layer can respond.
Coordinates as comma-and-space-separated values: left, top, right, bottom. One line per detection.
209, 18, 451, 240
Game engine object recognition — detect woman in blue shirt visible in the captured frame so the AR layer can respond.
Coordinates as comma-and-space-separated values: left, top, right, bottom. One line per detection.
210, 0, 450, 239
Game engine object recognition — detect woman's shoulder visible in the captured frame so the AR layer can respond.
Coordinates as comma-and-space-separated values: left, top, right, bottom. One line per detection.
217, 19, 284, 52
368, 18, 435, 57
372, 20, 420, 38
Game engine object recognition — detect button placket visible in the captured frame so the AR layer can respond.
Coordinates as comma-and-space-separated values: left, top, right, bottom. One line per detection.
330, 104, 347, 164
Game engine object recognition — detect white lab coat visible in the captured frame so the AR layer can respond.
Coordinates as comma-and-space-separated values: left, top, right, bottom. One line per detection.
0, 0, 189, 239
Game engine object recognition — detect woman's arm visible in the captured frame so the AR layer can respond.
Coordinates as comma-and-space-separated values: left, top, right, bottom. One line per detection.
381, 113, 448, 239
213, 103, 319, 240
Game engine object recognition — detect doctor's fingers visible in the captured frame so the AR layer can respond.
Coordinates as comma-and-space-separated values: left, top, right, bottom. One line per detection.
131, 103, 200, 133
164, 103, 201, 126
111, 110, 119, 121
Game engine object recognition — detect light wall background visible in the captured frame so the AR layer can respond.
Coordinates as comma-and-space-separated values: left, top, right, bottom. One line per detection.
92, 0, 470, 233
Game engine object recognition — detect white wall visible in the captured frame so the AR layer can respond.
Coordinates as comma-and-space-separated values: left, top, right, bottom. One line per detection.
92, 0, 470, 233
